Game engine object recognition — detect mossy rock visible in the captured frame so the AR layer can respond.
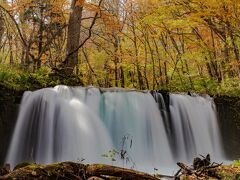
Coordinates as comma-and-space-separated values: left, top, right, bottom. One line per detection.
14, 162, 32, 170
216, 165, 240, 180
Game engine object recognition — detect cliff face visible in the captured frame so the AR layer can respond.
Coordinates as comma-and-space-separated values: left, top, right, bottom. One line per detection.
0, 84, 23, 165
215, 96, 240, 159
0, 102, 18, 165
0, 87, 239, 165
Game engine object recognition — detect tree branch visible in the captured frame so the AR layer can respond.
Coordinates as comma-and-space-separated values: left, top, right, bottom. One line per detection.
0, 4, 27, 48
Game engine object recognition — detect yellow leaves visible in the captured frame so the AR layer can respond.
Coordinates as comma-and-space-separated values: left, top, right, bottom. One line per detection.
139, 0, 240, 55
13, 0, 33, 13
229, 60, 240, 71
0, 0, 12, 12
188, 0, 240, 24
11, 0, 69, 21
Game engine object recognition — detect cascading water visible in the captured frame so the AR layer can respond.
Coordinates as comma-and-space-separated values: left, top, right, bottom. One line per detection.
99, 91, 173, 171
6, 86, 113, 166
5, 86, 225, 174
169, 94, 224, 162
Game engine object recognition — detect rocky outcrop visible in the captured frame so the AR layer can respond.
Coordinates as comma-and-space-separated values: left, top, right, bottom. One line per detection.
215, 96, 240, 159
0, 84, 23, 165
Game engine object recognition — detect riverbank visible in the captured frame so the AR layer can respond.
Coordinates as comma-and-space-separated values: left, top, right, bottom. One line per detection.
1, 160, 240, 179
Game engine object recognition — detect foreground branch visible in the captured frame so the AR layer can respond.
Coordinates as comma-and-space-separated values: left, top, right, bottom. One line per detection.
86, 164, 158, 180
175, 154, 222, 179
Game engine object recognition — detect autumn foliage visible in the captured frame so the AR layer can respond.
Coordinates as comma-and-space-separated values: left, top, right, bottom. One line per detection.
1, 0, 240, 94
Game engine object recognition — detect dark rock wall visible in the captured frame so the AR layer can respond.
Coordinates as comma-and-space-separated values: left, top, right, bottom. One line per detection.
0, 102, 19, 165
215, 96, 240, 160
0, 85, 23, 165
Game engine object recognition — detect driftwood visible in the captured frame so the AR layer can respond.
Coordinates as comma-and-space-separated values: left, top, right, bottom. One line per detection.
175, 154, 222, 179
176, 162, 194, 175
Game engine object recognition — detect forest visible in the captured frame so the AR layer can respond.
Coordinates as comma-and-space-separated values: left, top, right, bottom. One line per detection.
2, 1, 240, 179
1, 0, 240, 95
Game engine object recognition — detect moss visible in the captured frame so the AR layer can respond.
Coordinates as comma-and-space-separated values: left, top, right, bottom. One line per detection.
96, 164, 104, 169
26, 164, 42, 170
0, 65, 84, 103
233, 160, 240, 166
13, 162, 32, 171
216, 165, 240, 180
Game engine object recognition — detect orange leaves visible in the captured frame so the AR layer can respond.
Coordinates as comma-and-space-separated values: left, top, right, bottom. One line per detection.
75, 0, 85, 7
229, 60, 240, 71
101, 13, 122, 32
84, 3, 100, 12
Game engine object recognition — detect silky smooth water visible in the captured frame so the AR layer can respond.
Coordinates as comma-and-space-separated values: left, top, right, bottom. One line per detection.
5, 86, 224, 174
169, 94, 224, 163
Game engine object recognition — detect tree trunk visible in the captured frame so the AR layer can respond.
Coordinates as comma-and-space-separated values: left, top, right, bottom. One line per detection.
113, 33, 119, 87
0, 11, 4, 45
152, 37, 164, 87
37, 5, 44, 69
144, 35, 150, 89
227, 21, 240, 77
120, 66, 125, 88
132, 22, 144, 89
64, 0, 84, 74
7, 32, 13, 64
0, 0, 5, 45
146, 34, 157, 89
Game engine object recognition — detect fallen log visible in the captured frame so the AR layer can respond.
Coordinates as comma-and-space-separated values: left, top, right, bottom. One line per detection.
0, 162, 161, 180
86, 164, 158, 180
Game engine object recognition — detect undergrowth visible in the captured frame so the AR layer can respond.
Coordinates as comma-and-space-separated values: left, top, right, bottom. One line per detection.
0, 65, 83, 91
1, 64, 240, 97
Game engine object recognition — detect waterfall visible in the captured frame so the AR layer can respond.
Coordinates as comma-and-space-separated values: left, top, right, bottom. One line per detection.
6, 86, 113, 166
99, 91, 173, 171
5, 86, 224, 174
169, 94, 224, 162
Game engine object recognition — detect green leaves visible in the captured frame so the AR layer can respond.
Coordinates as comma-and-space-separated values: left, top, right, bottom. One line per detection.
101, 149, 118, 162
